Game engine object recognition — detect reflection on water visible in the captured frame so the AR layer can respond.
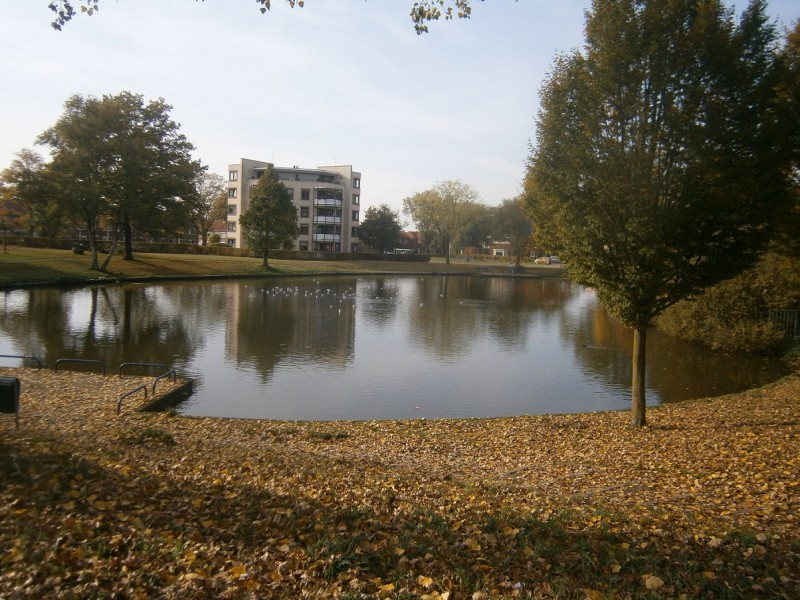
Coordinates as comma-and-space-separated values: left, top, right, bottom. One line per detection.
0, 276, 788, 420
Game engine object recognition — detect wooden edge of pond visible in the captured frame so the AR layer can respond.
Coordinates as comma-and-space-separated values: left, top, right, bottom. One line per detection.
140, 379, 194, 412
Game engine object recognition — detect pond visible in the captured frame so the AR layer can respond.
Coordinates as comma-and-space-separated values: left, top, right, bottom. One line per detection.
0, 275, 787, 421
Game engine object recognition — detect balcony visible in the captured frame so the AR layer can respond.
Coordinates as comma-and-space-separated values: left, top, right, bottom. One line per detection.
313, 233, 341, 243
314, 215, 341, 225
314, 197, 343, 208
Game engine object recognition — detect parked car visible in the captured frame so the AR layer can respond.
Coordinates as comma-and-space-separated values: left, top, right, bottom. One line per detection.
534, 256, 551, 264
549, 256, 561, 264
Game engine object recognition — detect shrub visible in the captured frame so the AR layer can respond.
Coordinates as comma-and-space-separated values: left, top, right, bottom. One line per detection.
657, 253, 800, 354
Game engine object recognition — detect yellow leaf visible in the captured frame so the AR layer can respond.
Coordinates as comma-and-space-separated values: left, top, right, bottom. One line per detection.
201, 520, 214, 528
393, 547, 405, 556
464, 537, 481, 551
380, 583, 395, 592
418, 575, 434, 588
584, 590, 605, 600
191, 498, 204, 508
703, 571, 716, 580
230, 564, 247, 578
611, 564, 622, 573
643, 574, 664, 589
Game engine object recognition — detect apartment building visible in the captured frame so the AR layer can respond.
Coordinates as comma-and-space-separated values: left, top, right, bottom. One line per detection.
226, 159, 361, 252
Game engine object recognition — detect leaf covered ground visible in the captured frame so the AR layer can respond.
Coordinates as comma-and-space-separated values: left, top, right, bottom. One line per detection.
0, 368, 798, 599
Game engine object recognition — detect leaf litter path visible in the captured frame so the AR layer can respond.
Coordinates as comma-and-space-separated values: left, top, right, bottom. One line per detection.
1, 368, 798, 599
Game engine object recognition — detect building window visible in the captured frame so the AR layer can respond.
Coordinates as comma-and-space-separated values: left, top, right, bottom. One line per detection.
227, 222, 237, 232
352, 211, 359, 222
300, 207, 309, 218
300, 224, 309, 235
352, 194, 360, 205
228, 188, 237, 198
351, 227, 359, 237
299, 241, 308, 251
286, 188, 294, 199
227, 239, 236, 247
229, 171, 238, 181
301, 188, 310, 201
353, 178, 360, 189
351, 243, 359, 253
228, 204, 237, 215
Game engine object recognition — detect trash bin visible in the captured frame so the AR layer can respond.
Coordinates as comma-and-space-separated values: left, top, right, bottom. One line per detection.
0, 376, 20, 429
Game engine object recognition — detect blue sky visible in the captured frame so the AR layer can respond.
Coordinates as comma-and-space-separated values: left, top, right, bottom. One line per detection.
2, 1, 798, 220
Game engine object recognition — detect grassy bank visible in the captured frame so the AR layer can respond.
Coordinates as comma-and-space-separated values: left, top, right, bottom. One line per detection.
0, 246, 560, 288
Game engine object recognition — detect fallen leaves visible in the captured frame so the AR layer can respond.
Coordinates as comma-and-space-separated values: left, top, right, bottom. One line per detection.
0, 368, 799, 597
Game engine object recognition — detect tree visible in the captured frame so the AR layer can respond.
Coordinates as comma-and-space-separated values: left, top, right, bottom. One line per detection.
0, 149, 62, 239
191, 172, 227, 246
525, 0, 794, 427
359, 204, 403, 253
494, 197, 532, 267
403, 180, 481, 264
47, 0, 498, 33
239, 165, 299, 267
38, 92, 203, 269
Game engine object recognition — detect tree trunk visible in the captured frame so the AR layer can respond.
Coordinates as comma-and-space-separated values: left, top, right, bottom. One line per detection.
123, 221, 133, 261
262, 250, 269, 267
630, 327, 647, 427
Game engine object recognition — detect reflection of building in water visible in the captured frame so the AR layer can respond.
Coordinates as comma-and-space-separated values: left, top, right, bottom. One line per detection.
223, 281, 356, 375
226, 159, 362, 253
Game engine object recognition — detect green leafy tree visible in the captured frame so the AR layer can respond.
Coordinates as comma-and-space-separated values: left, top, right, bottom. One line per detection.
0, 149, 62, 239
239, 165, 299, 267
525, 0, 794, 427
38, 92, 203, 269
459, 202, 494, 253
46, 0, 495, 33
359, 204, 403, 253
494, 197, 532, 267
403, 180, 481, 264
191, 172, 227, 246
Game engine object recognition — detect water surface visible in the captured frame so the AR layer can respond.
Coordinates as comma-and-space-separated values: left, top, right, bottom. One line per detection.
0, 276, 786, 420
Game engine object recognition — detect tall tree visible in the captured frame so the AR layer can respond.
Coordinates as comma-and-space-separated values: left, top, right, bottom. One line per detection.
0, 149, 61, 238
494, 197, 532, 267
239, 165, 299, 267
38, 92, 203, 268
191, 172, 227, 246
47, 0, 494, 33
359, 204, 403, 253
525, 0, 794, 427
403, 180, 481, 264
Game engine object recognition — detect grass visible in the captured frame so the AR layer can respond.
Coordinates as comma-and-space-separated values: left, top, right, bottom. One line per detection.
0, 246, 562, 287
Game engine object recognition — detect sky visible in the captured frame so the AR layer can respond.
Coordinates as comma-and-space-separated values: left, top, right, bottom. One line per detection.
2, 1, 799, 223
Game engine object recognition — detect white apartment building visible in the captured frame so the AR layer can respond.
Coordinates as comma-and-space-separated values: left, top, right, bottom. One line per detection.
226, 159, 362, 252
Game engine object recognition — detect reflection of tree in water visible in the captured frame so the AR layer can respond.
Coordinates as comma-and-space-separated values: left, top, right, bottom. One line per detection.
0, 283, 223, 370
358, 277, 402, 329
230, 279, 357, 381
406, 276, 580, 359
570, 299, 788, 403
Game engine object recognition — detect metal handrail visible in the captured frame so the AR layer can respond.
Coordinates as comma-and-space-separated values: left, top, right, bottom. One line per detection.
117, 384, 148, 414
54, 358, 106, 375
118, 362, 170, 378
152, 370, 177, 395
0, 354, 42, 370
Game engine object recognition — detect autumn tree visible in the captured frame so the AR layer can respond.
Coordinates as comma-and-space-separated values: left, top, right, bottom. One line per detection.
525, 0, 794, 427
359, 204, 403, 253
403, 180, 481, 264
494, 197, 532, 267
38, 92, 203, 269
47, 0, 495, 33
239, 165, 299, 267
191, 172, 227, 246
